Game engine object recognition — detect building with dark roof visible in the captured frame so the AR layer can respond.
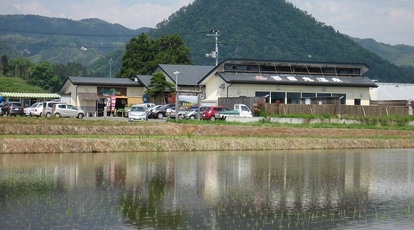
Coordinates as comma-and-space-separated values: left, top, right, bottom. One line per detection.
199, 59, 377, 106
59, 76, 149, 116
57, 58, 378, 116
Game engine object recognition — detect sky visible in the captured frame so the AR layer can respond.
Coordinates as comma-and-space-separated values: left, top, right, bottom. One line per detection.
1, 0, 414, 46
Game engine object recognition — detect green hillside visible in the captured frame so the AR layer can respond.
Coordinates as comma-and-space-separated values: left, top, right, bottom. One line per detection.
0, 76, 48, 93
352, 37, 414, 67
0, 15, 149, 68
0, 0, 414, 84
147, 0, 413, 82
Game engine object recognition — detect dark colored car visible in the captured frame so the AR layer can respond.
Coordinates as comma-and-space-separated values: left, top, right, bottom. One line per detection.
2, 102, 24, 116
201, 106, 229, 121
148, 104, 175, 119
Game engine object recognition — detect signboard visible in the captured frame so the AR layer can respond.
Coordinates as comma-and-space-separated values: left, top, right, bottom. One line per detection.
178, 95, 199, 109
110, 96, 116, 112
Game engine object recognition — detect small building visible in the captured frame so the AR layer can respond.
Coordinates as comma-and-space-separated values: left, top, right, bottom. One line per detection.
0, 92, 60, 106
59, 76, 148, 116
133, 64, 213, 104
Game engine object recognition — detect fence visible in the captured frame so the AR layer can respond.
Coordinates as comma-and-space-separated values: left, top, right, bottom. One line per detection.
265, 104, 410, 117
218, 97, 411, 117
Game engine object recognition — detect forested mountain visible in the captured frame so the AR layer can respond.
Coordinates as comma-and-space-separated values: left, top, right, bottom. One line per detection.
0, 14, 148, 75
147, 0, 413, 83
0, 0, 414, 83
352, 37, 414, 67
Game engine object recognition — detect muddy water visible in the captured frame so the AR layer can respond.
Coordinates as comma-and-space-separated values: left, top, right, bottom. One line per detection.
1, 149, 414, 229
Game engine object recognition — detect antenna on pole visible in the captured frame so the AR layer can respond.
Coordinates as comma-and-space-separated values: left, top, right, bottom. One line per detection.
205, 29, 219, 66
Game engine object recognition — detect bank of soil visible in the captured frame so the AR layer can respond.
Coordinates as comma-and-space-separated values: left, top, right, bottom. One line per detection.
1, 118, 414, 153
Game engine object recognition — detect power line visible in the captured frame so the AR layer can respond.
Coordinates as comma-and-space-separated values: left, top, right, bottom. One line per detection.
0, 28, 139, 38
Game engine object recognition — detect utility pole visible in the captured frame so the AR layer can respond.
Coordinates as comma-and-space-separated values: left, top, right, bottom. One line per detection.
109, 58, 113, 78
205, 29, 219, 66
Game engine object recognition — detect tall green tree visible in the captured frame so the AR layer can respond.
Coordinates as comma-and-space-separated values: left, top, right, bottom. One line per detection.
53, 62, 87, 82
117, 33, 193, 77
28, 61, 61, 92
145, 72, 175, 104
1, 55, 10, 76
9, 57, 33, 80
118, 33, 154, 77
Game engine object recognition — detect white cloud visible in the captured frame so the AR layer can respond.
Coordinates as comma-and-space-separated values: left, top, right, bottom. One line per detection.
288, 0, 414, 45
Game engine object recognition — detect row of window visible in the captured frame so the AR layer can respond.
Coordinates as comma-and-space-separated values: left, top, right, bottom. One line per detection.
255, 92, 349, 105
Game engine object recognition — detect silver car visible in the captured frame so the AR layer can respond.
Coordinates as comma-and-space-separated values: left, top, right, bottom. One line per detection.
24, 102, 44, 117
128, 104, 147, 121
52, 103, 85, 118
184, 106, 209, 119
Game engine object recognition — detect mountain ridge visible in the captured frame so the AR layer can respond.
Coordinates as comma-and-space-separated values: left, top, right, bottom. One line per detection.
0, 0, 413, 82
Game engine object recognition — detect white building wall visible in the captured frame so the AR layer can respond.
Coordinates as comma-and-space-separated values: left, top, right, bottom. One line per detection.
206, 79, 371, 105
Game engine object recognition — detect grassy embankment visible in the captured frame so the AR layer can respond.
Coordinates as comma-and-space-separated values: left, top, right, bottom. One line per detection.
1, 116, 414, 154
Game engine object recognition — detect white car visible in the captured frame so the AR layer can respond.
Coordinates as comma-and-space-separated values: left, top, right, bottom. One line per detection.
128, 104, 148, 121
24, 102, 44, 117
52, 103, 85, 118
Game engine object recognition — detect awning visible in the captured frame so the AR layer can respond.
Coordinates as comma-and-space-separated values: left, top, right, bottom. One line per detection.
0, 92, 61, 98
78, 93, 100, 101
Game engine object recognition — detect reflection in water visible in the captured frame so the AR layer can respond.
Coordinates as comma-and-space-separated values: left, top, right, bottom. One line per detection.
1, 149, 414, 229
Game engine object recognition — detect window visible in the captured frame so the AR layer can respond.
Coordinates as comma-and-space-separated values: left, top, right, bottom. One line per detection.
354, 99, 361, 105
317, 93, 331, 97
302, 93, 316, 98
271, 92, 285, 104
332, 93, 346, 104
255, 91, 270, 103
287, 92, 301, 104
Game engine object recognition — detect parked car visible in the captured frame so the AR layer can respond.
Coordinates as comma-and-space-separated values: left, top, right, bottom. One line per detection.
0, 102, 6, 116
148, 104, 175, 119
201, 106, 229, 121
128, 104, 148, 121
52, 103, 85, 118
30, 102, 44, 117
42, 101, 60, 118
147, 105, 162, 118
24, 102, 44, 117
184, 106, 209, 119
2, 102, 24, 116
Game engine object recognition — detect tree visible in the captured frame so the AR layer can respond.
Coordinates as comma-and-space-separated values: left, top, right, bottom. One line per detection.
1, 55, 10, 76
117, 33, 155, 77
117, 33, 193, 77
9, 57, 33, 80
28, 61, 61, 92
53, 62, 87, 82
145, 72, 175, 104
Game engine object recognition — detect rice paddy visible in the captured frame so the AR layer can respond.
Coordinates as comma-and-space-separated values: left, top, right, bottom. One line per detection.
1, 149, 414, 229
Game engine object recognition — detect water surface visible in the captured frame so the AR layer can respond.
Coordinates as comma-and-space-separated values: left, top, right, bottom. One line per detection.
1, 149, 414, 229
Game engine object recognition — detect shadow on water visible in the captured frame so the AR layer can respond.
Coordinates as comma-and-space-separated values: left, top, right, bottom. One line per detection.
1, 149, 414, 229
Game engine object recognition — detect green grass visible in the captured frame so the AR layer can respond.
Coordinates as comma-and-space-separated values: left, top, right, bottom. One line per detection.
172, 116, 414, 131
0, 76, 48, 92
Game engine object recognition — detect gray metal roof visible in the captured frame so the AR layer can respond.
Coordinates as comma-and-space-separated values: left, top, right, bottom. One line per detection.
156, 64, 214, 86
132, 75, 153, 88
217, 73, 378, 87
372, 83, 414, 100
217, 58, 370, 74
67, 76, 142, 86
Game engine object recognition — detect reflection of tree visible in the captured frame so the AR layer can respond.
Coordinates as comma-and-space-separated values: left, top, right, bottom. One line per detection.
119, 175, 183, 228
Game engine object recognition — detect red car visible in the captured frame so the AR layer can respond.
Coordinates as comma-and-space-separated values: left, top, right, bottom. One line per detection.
201, 106, 229, 121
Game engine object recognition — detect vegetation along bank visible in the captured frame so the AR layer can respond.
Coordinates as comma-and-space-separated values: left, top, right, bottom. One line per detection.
1, 117, 414, 154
